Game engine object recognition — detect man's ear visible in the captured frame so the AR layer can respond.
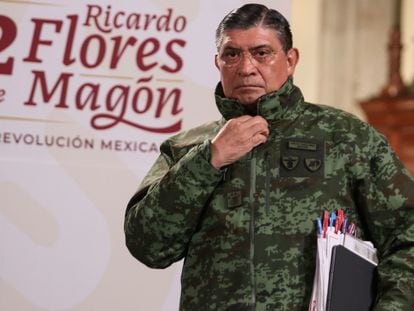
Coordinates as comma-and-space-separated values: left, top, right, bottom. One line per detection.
286, 48, 299, 76
214, 54, 220, 70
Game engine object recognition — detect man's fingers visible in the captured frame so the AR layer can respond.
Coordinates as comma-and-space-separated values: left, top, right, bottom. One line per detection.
250, 122, 269, 137
236, 115, 254, 123
251, 133, 268, 146
234, 115, 269, 136
210, 115, 269, 169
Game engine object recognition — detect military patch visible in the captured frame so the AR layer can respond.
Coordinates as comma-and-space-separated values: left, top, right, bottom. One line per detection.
288, 140, 317, 151
304, 158, 322, 172
227, 190, 242, 208
282, 156, 299, 170
280, 138, 325, 177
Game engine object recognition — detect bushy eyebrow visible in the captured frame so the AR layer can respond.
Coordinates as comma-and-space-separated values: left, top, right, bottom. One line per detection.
221, 44, 273, 51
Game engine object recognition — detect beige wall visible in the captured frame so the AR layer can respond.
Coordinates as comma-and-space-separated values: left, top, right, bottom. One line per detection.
291, 0, 414, 119
402, 0, 414, 85
291, 0, 323, 104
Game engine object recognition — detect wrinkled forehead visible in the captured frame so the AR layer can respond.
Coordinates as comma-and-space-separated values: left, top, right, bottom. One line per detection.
218, 27, 281, 51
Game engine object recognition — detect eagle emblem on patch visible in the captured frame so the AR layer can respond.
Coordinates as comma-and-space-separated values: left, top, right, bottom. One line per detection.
282, 156, 299, 170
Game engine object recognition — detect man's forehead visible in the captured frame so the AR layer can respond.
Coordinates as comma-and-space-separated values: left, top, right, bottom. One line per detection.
219, 27, 280, 49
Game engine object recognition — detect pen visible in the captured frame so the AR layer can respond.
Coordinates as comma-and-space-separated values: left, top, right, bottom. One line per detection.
316, 217, 323, 236
348, 223, 355, 236
342, 218, 348, 234
335, 209, 344, 234
323, 210, 329, 238
329, 212, 336, 228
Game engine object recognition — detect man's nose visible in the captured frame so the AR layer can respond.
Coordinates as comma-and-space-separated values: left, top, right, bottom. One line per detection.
237, 52, 257, 75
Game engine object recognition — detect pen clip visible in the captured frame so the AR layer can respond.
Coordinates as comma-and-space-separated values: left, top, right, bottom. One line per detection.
316, 217, 323, 236
329, 212, 336, 228
323, 210, 329, 238
342, 217, 348, 234
335, 209, 344, 234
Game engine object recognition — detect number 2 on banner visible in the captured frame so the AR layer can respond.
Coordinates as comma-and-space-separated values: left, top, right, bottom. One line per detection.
0, 15, 17, 75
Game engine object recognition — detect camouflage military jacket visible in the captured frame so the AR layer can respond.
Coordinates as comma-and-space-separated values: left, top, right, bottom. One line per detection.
125, 79, 414, 310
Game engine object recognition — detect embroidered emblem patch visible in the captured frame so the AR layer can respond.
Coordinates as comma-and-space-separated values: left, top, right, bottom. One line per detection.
304, 158, 322, 172
227, 190, 242, 208
282, 156, 299, 170
280, 138, 325, 177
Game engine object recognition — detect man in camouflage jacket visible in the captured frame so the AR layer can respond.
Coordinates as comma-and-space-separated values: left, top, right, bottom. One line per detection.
125, 4, 414, 310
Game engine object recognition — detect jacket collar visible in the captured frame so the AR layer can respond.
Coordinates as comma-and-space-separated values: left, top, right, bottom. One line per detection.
214, 78, 304, 123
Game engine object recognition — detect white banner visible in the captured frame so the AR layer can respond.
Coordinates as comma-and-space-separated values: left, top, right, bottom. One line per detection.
0, 1, 290, 310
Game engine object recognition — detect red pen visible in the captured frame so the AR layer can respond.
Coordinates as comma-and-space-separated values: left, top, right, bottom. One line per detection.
335, 209, 344, 234
348, 223, 355, 236
323, 210, 329, 238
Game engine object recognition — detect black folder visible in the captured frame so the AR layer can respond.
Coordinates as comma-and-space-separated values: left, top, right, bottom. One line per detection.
326, 245, 377, 311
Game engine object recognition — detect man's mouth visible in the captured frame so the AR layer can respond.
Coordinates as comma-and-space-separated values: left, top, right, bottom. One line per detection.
235, 84, 261, 90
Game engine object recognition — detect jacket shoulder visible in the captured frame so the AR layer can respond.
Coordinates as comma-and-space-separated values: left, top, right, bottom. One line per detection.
304, 102, 374, 134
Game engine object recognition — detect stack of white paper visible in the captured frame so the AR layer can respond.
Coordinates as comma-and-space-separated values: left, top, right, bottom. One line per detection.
308, 211, 378, 311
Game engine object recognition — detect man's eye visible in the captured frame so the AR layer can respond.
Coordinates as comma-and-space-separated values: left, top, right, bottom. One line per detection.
223, 51, 239, 58
221, 50, 241, 65
253, 49, 271, 58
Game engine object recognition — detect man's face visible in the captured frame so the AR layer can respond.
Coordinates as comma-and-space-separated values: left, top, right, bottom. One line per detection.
215, 26, 298, 105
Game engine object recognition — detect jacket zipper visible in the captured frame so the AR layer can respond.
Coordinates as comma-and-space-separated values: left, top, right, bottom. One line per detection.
265, 151, 271, 216
249, 152, 257, 308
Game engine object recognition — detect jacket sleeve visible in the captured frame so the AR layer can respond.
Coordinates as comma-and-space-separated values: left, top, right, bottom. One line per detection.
353, 130, 414, 311
124, 139, 224, 269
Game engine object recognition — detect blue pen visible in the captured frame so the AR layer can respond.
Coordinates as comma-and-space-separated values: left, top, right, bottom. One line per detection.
329, 212, 336, 228
316, 217, 323, 236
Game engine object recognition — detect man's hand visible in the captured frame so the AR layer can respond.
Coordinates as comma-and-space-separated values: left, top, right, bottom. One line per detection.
210, 115, 269, 169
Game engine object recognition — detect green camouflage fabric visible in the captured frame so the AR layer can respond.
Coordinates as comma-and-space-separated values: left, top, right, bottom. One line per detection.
125, 78, 414, 310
